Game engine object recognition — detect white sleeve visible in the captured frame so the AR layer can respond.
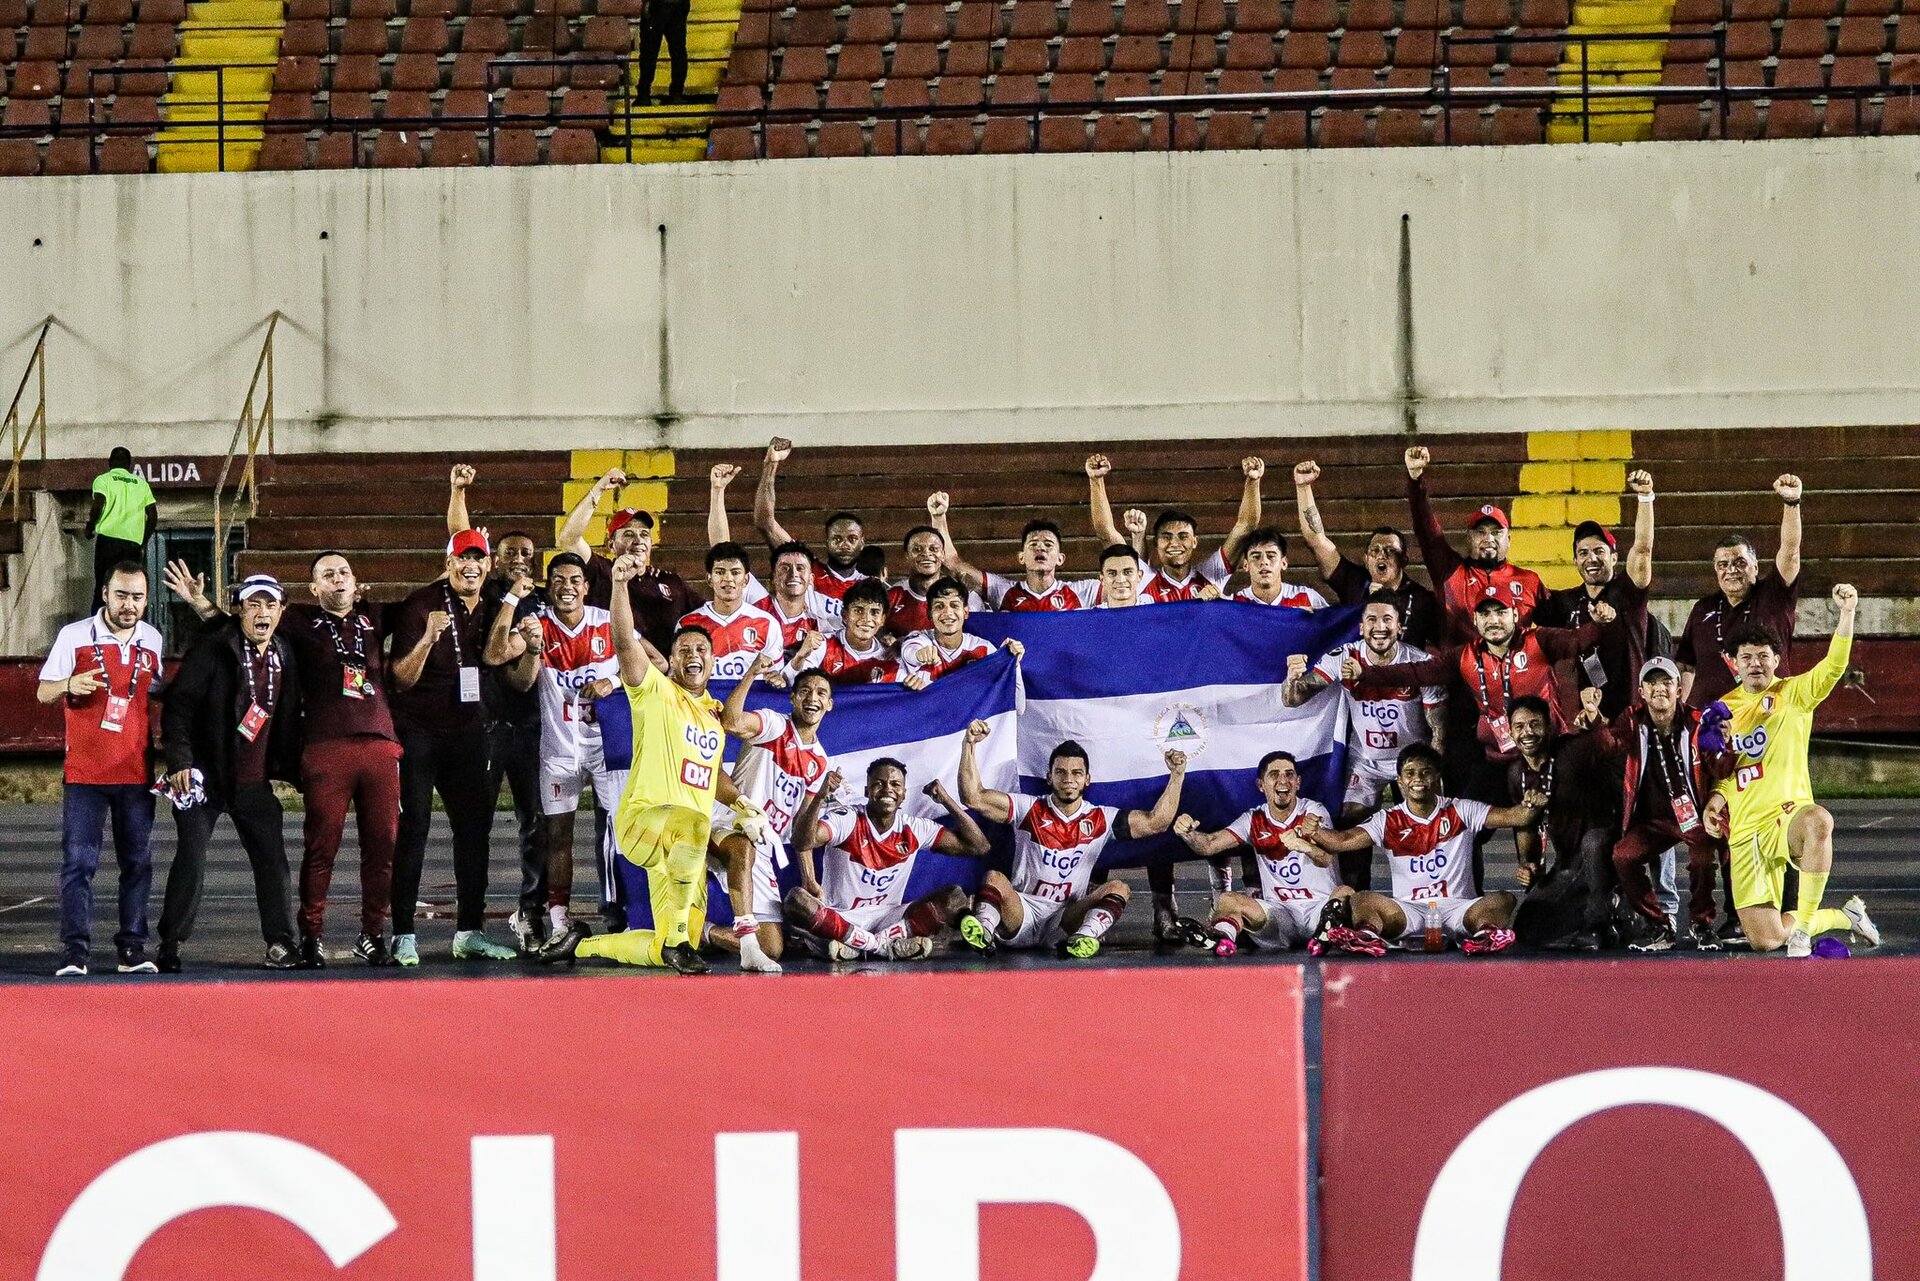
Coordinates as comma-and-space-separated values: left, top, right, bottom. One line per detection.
744, 574, 770, 605
1224, 810, 1256, 845
982, 571, 1014, 610
1005, 793, 1037, 826
1455, 797, 1494, 834
1302, 586, 1330, 610
757, 612, 785, 661
821, 808, 859, 848
37, 627, 78, 682
908, 814, 948, 852
1359, 810, 1390, 846
899, 631, 935, 677
1196, 548, 1230, 586
1069, 578, 1103, 608
1311, 645, 1347, 684
747, 707, 787, 747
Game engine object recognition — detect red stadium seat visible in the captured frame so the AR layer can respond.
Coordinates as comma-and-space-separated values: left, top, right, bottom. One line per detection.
1037, 113, 1089, 149
547, 127, 599, 163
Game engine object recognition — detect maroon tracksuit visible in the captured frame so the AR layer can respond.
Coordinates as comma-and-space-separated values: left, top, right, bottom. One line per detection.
1594, 703, 1729, 928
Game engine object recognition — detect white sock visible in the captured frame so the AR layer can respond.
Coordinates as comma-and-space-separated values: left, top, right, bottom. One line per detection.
739, 933, 782, 972
1212, 917, 1239, 940
878, 920, 910, 943
845, 925, 880, 954
974, 902, 1003, 935
548, 905, 569, 931
1075, 906, 1117, 940
1209, 859, 1234, 896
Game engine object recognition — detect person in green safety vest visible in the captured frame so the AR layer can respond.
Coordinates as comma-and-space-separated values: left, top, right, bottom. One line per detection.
85, 447, 157, 591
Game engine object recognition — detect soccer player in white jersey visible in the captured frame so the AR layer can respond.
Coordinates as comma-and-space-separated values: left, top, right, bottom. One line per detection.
709, 462, 842, 640
1094, 544, 1144, 608
1230, 529, 1329, 609
1296, 744, 1543, 954
1085, 453, 1265, 603
785, 759, 990, 960
929, 491, 1101, 612
1281, 596, 1447, 888
707, 652, 834, 973
1171, 751, 1344, 955
483, 552, 627, 947
678, 541, 785, 683
898, 578, 1025, 686
956, 724, 1188, 959
792, 578, 902, 685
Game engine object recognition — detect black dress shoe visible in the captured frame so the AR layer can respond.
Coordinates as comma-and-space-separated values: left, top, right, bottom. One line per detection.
157, 944, 182, 974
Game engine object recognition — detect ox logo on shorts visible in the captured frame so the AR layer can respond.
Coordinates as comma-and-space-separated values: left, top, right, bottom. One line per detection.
680, 759, 714, 789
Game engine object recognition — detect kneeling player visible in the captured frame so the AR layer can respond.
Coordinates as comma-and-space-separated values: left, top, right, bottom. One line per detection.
784, 760, 990, 960
1295, 744, 1543, 954
1171, 750, 1347, 955
955, 723, 1187, 959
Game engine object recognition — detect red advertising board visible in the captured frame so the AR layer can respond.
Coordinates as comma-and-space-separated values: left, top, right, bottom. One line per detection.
1319, 957, 1920, 1281
0, 966, 1305, 1281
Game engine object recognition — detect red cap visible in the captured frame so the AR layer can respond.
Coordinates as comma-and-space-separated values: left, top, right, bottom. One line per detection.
608, 508, 655, 535
447, 529, 490, 558
1468, 503, 1511, 530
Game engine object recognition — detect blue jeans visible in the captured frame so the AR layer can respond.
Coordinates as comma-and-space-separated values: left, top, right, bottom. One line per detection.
60, 782, 156, 959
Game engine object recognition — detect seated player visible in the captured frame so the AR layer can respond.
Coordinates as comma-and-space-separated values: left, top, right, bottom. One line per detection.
1701, 585, 1878, 956
898, 577, 1025, 686
784, 759, 990, 961
1085, 453, 1265, 603
1282, 595, 1446, 888
792, 578, 902, 684
1170, 751, 1346, 955
679, 541, 785, 683
1294, 744, 1544, 954
708, 652, 835, 974
931, 493, 1100, 611
956, 723, 1187, 959
1093, 543, 1145, 608
1229, 529, 1329, 609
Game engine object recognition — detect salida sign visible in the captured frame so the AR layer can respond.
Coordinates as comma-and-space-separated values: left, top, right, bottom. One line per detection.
1, 969, 1307, 1281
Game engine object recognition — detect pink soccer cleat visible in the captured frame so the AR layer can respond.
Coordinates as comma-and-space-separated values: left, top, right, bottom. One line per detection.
1461, 927, 1516, 955
1212, 933, 1238, 958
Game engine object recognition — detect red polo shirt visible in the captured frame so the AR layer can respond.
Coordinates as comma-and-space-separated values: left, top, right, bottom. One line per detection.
39, 612, 165, 786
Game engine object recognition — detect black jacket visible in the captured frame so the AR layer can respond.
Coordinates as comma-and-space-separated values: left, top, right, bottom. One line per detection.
160, 617, 303, 794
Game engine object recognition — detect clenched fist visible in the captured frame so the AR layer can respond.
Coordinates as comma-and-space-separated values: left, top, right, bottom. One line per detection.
1404, 446, 1430, 480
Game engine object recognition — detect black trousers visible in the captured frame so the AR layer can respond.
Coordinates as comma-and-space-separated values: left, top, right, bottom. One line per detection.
93, 535, 143, 589
1514, 828, 1616, 947
393, 728, 496, 934
639, 0, 690, 99
486, 719, 544, 915
159, 782, 298, 950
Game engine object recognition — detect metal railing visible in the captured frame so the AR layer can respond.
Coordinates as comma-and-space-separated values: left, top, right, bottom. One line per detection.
0, 318, 52, 524
1441, 29, 1728, 142
210, 312, 278, 604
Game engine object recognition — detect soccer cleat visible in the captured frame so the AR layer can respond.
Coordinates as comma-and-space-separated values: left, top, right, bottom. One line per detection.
826, 939, 864, 962
54, 953, 88, 977
1460, 927, 1516, 955
116, 944, 158, 974
391, 934, 421, 967
1171, 916, 1214, 949
1321, 926, 1388, 957
738, 935, 784, 973
1689, 922, 1723, 952
297, 936, 327, 970
1841, 895, 1880, 947
507, 909, 539, 953
264, 941, 300, 970
663, 942, 710, 976
537, 921, 590, 965
157, 944, 182, 974
352, 933, 391, 966
1784, 928, 1813, 958
1628, 921, 1677, 953
1715, 917, 1749, 949
886, 935, 935, 962
1060, 934, 1102, 960
452, 929, 517, 961
1152, 908, 1181, 947
958, 912, 997, 956
1212, 932, 1238, 959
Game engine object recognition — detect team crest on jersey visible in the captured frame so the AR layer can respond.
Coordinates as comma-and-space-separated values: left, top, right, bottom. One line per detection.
1512, 651, 1529, 671
1762, 695, 1776, 713
591, 635, 608, 656
1151, 702, 1208, 759
1439, 815, 1452, 837
1079, 817, 1096, 837
743, 626, 761, 647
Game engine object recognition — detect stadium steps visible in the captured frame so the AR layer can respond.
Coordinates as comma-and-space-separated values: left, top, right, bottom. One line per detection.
1511, 428, 1632, 588
601, 0, 739, 161
154, 0, 282, 171
1547, 0, 1674, 142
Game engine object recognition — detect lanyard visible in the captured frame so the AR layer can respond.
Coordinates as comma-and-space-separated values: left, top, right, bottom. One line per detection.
88, 618, 141, 700
1471, 642, 1515, 718
241, 641, 279, 711
442, 586, 468, 666
1647, 722, 1693, 806
319, 609, 368, 664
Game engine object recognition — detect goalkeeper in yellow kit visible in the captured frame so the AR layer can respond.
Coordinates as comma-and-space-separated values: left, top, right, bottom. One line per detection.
1701, 582, 1878, 957
541, 554, 768, 975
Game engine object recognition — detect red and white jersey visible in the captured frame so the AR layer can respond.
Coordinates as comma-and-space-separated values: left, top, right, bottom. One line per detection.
534, 606, 622, 764
1007, 794, 1125, 907
983, 571, 1100, 613
798, 633, 902, 685
899, 630, 994, 682
1360, 797, 1491, 904
745, 574, 843, 634
812, 563, 867, 602
1313, 640, 1447, 773
726, 707, 829, 845
677, 600, 784, 680
1225, 797, 1339, 903
1232, 581, 1330, 610
818, 803, 948, 919
38, 612, 165, 787
1140, 550, 1230, 604
886, 581, 932, 637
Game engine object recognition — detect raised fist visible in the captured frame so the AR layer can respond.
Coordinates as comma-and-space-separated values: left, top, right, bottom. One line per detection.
425, 610, 452, 640
1172, 814, 1199, 837
450, 463, 475, 490
926, 491, 950, 519
598, 467, 628, 490
1292, 460, 1320, 487
922, 779, 952, 802
710, 462, 740, 489
1241, 456, 1266, 480
1164, 749, 1188, 773
1626, 469, 1654, 497
1773, 474, 1803, 503
766, 437, 793, 464
611, 554, 643, 583
821, 768, 844, 796
795, 629, 826, 659
1340, 653, 1363, 683
1833, 583, 1858, 608
1286, 653, 1309, 680
1404, 445, 1430, 479
1084, 454, 1112, 480
517, 616, 544, 648
964, 718, 992, 744
1123, 508, 1148, 538
1590, 601, 1618, 626
745, 651, 776, 677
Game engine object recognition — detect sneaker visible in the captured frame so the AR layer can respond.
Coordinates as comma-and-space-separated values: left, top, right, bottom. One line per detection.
886, 934, 935, 961
1628, 920, 1677, 953
1716, 917, 1749, 949
297, 936, 327, 970
1689, 922, 1723, 951
54, 952, 87, 977
662, 942, 710, 975
1059, 934, 1102, 960
157, 944, 182, 974
264, 941, 300, 970
451, 929, 517, 961
1461, 927, 1516, 955
391, 933, 421, 968
537, 920, 590, 966
1784, 928, 1813, 958
1841, 895, 1880, 947
958, 912, 997, 957
116, 943, 158, 974
352, 933, 390, 966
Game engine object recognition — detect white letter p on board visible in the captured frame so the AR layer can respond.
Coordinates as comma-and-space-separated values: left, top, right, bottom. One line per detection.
1413, 1067, 1870, 1281
894, 1127, 1180, 1281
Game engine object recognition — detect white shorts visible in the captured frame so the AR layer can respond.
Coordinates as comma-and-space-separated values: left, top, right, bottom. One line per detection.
1390, 895, 1475, 945
1248, 895, 1327, 947
1343, 757, 1398, 810
540, 743, 626, 818
704, 821, 790, 923
1003, 892, 1071, 950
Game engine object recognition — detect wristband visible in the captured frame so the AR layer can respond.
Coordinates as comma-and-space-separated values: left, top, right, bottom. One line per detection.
502, 592, 522, 609
1636, 494, 1655, 504
1782, 498, 1801, 507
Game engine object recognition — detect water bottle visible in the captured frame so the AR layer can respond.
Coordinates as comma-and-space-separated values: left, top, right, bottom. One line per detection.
1423, 900, 1444, 953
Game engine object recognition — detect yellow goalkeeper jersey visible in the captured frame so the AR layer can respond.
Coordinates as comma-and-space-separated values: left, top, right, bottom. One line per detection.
1714, 632, 1851, 836
619, 661, 725, 815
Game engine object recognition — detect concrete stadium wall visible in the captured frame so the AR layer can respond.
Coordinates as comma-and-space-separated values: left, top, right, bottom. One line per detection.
3, 138, 1920, 457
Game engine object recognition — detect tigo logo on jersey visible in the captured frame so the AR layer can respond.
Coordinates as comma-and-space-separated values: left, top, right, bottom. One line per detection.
1730, 726, 1769, 756
680, 759, 714, 789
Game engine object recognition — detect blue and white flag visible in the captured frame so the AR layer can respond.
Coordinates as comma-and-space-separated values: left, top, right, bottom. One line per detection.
972, 601, 1359, 868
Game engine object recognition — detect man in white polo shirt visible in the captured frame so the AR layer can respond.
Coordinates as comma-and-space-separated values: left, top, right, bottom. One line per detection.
35, 561, 165, 976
